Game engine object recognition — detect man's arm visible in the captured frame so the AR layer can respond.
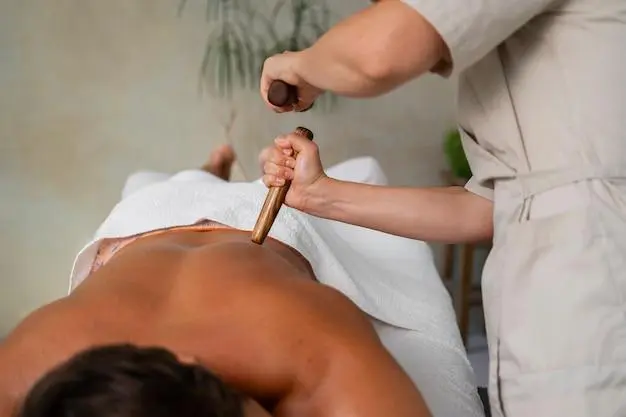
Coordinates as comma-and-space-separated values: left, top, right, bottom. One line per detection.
304, 179, 493, 244
267, 0, 558, 104
292, 1, 448, 98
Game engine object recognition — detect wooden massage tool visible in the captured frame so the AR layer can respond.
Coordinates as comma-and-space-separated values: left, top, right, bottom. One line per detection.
251, 80, 314, 245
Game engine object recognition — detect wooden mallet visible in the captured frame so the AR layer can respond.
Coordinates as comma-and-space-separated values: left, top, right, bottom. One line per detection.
251, 80, 314, 244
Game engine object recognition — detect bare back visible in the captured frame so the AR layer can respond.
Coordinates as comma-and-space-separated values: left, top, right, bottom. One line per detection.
0, 229, 430, 417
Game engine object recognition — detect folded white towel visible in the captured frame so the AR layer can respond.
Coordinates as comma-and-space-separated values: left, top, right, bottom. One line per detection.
71, 158, 452, 338
69, 157, 484, 416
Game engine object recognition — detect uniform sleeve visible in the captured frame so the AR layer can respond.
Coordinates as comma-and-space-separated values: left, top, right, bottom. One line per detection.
401, 0, 557, 76
465, 176, 494, 201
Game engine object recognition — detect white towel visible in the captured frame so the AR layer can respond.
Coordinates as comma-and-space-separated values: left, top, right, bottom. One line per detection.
69, 157, 484, 416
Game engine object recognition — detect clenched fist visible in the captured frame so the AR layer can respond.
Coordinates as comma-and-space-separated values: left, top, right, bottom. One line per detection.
258, 133, 328, 211
260, 52, 323, 113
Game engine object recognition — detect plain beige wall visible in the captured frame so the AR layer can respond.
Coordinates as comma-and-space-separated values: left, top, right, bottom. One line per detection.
0, 0, 457, 336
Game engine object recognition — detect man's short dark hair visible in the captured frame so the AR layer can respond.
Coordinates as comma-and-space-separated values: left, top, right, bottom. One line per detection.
17, 344, 245, 417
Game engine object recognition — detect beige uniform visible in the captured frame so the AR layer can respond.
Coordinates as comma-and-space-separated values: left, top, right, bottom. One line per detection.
402, 0, 626, 415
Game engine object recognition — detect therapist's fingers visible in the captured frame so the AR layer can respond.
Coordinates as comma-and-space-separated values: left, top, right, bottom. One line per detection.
273, 133, 324, 188
263, 161, 294, 180
275, 133, 317, 156
260, 53, 302, 113
262, 174, 281, 187
274, 133, 292, 149
259, 132, 320, 188
262, 171, 293, 187
260, 51, 322, 113
268, 144, 295, 166
258, 145, 294, 172
266, 150, 295, 168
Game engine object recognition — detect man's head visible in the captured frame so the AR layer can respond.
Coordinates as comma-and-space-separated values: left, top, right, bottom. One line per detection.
17, 344, 267, 417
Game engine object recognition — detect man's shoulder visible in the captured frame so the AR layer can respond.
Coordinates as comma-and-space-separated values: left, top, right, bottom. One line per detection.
0, 298, 94, 381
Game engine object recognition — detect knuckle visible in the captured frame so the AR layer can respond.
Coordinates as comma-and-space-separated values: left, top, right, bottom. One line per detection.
270, 154, 285, 165
274, 164, 284, 176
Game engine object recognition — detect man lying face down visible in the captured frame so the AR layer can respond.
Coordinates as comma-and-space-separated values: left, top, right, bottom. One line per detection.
0, 145, 485, 417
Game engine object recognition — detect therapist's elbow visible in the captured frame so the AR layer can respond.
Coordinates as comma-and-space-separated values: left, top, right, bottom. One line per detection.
356, 55, 426, 96
356, 1, 447, 92
358, 58, 396, 85
352, 50, 442, 96
471, 217, 494, 243
338, 58, 402, 98
459, 192, 494, 243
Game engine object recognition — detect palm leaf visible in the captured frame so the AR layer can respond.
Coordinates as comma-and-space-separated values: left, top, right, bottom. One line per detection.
177, 0, 189, 17
183, 0, 339, 111
200, 18, 267, 95
227, 24, 250, 88
271, 0, 289, 22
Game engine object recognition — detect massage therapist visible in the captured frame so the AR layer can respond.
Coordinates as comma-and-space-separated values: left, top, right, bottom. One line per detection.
257, 1, 626, 416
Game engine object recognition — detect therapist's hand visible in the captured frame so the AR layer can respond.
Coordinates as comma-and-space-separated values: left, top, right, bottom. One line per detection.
260, 51, 323, 113
259, 133, 329, 211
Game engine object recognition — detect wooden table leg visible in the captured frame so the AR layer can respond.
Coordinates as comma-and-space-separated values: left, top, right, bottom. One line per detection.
442, 244, 454, 281
458, 243, 475, 346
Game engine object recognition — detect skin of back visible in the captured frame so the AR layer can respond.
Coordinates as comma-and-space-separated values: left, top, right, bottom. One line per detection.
0, 229, 431, 417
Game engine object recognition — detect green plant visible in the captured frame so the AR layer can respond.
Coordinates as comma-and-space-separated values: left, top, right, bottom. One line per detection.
178, 0, 337, 110
443, 129, 472, 180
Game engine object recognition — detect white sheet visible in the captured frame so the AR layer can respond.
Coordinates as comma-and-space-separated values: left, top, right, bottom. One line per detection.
68, 157, 484, 416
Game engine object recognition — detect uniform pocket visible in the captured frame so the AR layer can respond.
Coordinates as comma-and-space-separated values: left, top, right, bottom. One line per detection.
510, 205, 596, 248
490, 204, 626, 381
489, 205, 626, 415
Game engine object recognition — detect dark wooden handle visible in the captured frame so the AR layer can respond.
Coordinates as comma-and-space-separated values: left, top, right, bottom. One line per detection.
267, 80, 298, 107
251, 127, 314, 245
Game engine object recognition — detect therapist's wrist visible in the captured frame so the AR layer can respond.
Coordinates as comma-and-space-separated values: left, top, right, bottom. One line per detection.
300, 175, 337, 217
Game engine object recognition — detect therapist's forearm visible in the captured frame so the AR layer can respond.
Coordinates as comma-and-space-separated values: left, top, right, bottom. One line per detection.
293, 1, 447, 97
303, 179, 493, 244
